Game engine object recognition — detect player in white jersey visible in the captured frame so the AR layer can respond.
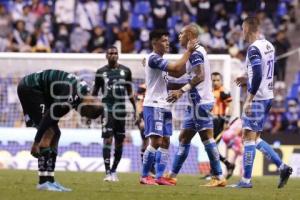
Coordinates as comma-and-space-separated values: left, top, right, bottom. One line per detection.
165, 24, 226, 187
140, 29, 198, 185
231, 16, 292, 188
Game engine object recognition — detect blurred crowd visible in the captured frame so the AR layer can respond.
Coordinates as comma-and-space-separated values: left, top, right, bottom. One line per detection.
263, 82, 300, 134
0, 1, 296, 56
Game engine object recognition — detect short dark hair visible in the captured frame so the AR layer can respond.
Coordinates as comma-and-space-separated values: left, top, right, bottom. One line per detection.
243, 16, 260, 33
106, 46, 118, 52
149, 30, 169, 42
211, 72, 222, 78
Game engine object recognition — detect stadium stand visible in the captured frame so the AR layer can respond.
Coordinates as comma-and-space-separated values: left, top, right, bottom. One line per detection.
0, 0, 297, 55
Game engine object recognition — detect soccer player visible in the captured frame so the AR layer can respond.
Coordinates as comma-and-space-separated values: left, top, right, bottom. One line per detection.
17, 69, 103, 191
140, 29, 198, 185
93, 46, 136, 182
165, 24, 226, 187
211, 72, 235, 179
231, 16, 292, 188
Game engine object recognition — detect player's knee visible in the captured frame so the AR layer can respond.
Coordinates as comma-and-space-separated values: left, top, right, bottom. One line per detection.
242, 130, 256, 141
149, 136, 162, 149
161, 137, 170, 149
199, 129, 214, 142
115, 134, 125, 146
104, 137, 113, 145
180, 137, 191, 145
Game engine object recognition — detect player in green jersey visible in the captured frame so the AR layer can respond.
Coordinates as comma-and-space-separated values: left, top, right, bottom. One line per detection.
18, 69, 103, 191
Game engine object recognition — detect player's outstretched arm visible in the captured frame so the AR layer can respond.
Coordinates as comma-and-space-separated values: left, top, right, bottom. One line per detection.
167, 39, 198, 77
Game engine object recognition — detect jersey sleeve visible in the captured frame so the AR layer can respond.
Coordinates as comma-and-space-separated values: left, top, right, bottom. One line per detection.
126, 68, 132, 82
189, 51, 204, 69
148, 54, 168, 71
247, 46, 262, 95
92, 69, 104, 96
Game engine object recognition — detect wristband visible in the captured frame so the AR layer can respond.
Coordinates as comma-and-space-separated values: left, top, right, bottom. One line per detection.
181, 83, 192, 92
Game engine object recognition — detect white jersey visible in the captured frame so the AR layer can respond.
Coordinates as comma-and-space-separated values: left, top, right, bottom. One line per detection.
246, 39, 275, 100
143, 52, 171, 109
185, 46, 214, 105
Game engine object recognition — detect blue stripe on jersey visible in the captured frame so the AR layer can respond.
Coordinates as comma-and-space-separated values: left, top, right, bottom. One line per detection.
247, 46, 262, 95
189, 87, 201, 105
189, 51, 204, 68
148, 54, 168, 71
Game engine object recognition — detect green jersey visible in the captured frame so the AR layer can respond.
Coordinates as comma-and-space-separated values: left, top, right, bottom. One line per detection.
22, 69, 90, 107
93, 64, 132, 114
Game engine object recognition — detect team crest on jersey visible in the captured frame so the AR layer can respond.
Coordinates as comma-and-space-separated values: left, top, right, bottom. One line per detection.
266, 44, 271, 50
120, 70, 125, 76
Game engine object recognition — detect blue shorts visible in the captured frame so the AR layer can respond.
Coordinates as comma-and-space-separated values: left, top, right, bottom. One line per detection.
182, 103, 214, 132
242, 99, 272, 132
143, 106, 172, 137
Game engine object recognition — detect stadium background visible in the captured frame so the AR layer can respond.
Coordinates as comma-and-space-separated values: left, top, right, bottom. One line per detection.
0, 0, 300, 179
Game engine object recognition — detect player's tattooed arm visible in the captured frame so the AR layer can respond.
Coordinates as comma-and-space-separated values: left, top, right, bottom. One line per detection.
166, 64, 204, 103
189, 64, 205, 88
166, 39, 198, 74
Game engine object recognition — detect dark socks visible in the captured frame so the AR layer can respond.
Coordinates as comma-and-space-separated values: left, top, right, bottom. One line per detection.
111, 146, 123, 173
103, 144, 111, 174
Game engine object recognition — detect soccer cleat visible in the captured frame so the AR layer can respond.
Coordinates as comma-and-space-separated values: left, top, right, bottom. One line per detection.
111, 172, 119, 182
103, 174, 112, 182
226, 163, 235, 179
278, 165, 293, 189
163, 173, 177, 185
228, 181, 253, 188
200, 177, 227, 187
52, 182, 72, 192
155, 177, 175, 186
140, 176, 158, 185
36, 181, 63, 192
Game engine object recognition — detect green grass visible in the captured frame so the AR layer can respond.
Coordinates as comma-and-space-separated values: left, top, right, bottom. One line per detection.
0, 170, 300, 200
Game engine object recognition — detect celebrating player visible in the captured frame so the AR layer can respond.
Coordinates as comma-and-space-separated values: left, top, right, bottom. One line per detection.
165, 24, 226, 187
140, 29, 198, 185
17, 69, 103, 191
231, 16, 292, 188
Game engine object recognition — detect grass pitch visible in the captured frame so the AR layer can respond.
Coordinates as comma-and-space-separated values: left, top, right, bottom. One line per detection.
0, 170, 299, 200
